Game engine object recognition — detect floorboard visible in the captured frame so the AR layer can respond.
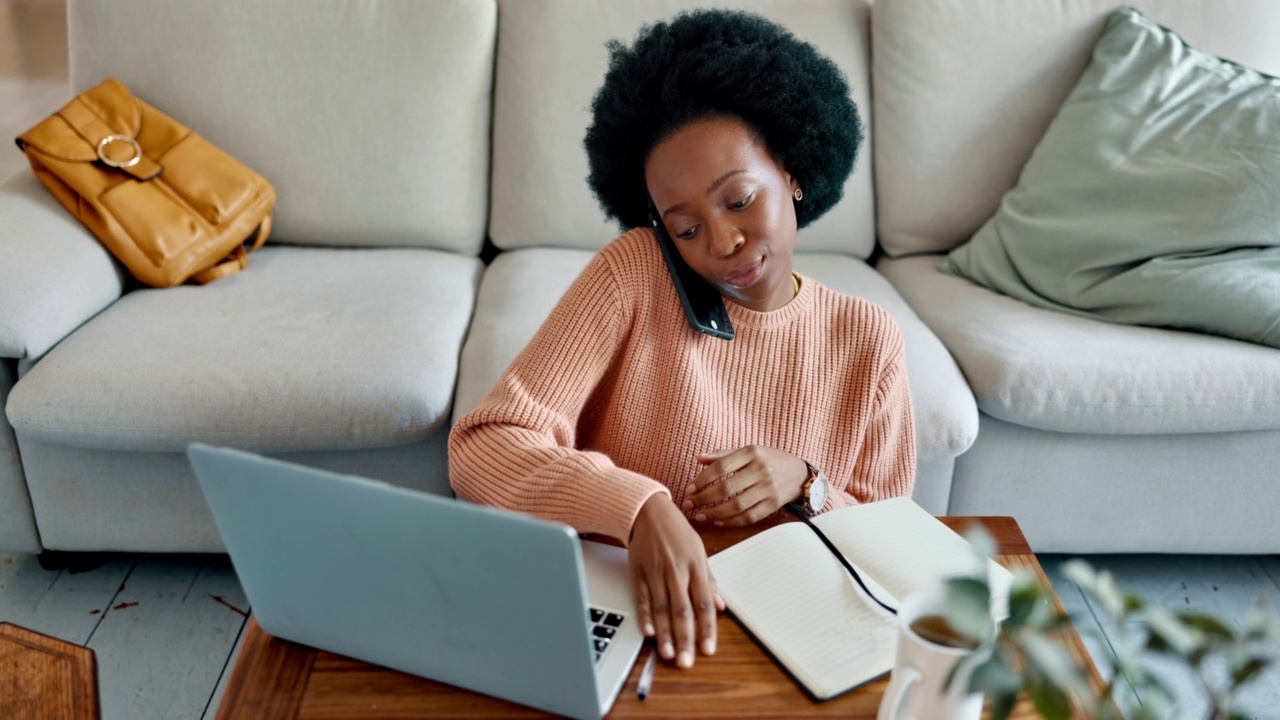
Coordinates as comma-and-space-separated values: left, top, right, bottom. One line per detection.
1074, 555, 1280, 719
200, 604, 250, 720
0, 553, 132, 644
86, 556, 248, 720
1041, 554, 1144, 716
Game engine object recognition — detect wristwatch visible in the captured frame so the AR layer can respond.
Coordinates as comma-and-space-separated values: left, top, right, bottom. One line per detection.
798, 461, 829, 516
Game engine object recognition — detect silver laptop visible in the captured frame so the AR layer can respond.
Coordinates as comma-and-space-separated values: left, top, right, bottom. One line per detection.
187, 443, 644, 720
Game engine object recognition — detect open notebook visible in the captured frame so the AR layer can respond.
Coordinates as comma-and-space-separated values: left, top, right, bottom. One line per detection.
707, 497, 1012, 700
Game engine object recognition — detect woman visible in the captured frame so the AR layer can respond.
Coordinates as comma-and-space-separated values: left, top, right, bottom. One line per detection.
449, 9, 915, 671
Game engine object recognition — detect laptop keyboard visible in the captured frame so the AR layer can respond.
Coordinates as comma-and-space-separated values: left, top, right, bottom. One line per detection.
589, 606, 626, 664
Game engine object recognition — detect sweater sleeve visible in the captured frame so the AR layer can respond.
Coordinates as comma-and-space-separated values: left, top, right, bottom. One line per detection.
448, 246, 670, 544
826, 323, 917, 510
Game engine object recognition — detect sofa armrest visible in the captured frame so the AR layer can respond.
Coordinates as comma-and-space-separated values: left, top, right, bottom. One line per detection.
0, 172, 125, 360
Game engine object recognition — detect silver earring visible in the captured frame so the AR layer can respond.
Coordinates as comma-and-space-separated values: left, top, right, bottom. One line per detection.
793, 187, 803, 202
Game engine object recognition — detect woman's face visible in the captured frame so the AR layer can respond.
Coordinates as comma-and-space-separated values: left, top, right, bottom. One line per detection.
644, 115, 800, 313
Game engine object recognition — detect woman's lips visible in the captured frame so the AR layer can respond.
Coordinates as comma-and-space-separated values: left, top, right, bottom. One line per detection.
722, 258, 764, 289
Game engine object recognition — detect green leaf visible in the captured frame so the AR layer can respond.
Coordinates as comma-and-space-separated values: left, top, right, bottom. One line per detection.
1097, 700, 1127, 720
1020, 632, 1088, 696
1005, 575, 1046, 630
1059, 559, 1095, 589
944, 644, 989, 693
963, 524, 998, 563
988, 686, 1018, 717
945, 577, 995, 643
1091, 569, 1126, 619
967, 650, 1022, 696
1188, 645, 1210, 667
1063, 560, 1128, 619
1133, 662, 1176, 712
1143, 606, 1202, 657
989, 691, 1018, 720
1242, 590, 1280, 640
1027, 677, 1072, 720
1123, 593, 1145, 616
1112, 642, 1142, 681
1232, 657, 1270, 687
1176, 612, 1234, 641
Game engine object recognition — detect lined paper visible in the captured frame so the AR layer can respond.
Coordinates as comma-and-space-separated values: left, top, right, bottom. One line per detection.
708, 523, 897, 699
812, 498, 1012, 614
707, 499, 1012, 698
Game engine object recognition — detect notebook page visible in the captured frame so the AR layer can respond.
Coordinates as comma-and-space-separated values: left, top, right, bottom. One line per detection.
811, 497, 1012, 614
708, 523, 897, 699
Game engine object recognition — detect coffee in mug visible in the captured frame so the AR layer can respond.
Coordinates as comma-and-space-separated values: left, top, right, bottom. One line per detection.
876, 587, 991, 720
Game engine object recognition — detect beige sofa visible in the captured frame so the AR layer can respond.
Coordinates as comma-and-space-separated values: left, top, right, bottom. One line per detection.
1, 0, 1276, 555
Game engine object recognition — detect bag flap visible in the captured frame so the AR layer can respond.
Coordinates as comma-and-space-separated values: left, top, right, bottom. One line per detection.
15, 78, 142, 162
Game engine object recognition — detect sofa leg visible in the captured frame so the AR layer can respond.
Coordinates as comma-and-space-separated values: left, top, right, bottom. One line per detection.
36, 550, 73, 571
36, 551, 110, 574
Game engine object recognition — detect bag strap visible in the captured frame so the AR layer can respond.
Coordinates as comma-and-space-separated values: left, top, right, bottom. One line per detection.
60, 96, 163, 182
190, 213, 273, 285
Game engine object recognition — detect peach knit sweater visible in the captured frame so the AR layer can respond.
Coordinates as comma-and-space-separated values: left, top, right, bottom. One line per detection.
449, 229, 915, 544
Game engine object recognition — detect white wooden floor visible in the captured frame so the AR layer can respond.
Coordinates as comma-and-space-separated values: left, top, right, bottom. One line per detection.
2, 550, 1279, 719
0, 552, 248, 719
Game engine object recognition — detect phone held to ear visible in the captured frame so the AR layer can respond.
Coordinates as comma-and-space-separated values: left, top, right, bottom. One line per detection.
649, 210, 735, 340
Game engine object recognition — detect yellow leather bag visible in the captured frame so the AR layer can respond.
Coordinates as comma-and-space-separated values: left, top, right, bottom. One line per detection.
15, 78, 275, 287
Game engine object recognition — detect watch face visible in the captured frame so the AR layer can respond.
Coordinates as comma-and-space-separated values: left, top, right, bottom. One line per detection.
809, 472, 829, 512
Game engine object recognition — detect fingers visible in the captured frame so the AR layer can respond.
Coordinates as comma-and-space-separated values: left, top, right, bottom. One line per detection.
688, 566, 719, 656
686, 446, 809, 525
633, 575, 655, 638
701, 489, 768, 525
664, 563, 698, 669
627, 495, 720, 670
687, 469, 776, 524
646, 571, 677, 663
687, 449, 753, 507
634, 557, 717, 668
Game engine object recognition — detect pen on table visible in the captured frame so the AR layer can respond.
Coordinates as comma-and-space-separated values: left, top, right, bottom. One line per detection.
636, 646, 658, 700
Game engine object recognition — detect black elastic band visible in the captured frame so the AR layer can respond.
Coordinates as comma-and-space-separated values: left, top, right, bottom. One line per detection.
785, 504, 897, 615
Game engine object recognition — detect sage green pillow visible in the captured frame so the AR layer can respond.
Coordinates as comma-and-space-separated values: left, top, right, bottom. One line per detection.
941, 7, 1280, 349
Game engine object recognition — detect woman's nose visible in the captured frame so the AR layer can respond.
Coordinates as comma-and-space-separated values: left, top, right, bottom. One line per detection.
706, 222, 745, 258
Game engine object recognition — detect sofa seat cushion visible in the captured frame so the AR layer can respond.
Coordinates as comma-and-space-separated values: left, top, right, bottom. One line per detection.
878, 255, 1280, 435
455, 248, 977, 461
7, 246, 481, 453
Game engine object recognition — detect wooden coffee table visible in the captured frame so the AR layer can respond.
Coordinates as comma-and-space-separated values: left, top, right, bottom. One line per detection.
216, 517, 1100, 719
0, 622, 100, 720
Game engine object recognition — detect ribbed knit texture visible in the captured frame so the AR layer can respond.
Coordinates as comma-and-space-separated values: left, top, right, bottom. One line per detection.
449, 229, 916, 544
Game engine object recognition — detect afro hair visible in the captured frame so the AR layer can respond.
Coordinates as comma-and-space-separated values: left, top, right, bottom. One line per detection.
584, 9, 863, 232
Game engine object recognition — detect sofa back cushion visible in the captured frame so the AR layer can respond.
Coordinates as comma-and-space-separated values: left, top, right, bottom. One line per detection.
872, 0, 1280, 258
490, 0, 875, 257
68, 0, 495, 254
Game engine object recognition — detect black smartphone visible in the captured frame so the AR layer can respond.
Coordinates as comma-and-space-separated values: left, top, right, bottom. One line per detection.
649, 209, 734, 340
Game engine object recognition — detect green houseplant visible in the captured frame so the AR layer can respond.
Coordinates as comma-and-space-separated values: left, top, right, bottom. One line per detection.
940, 528, 1280, 720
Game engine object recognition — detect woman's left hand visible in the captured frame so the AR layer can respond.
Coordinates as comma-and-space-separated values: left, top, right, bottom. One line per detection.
682, 446, 809, 526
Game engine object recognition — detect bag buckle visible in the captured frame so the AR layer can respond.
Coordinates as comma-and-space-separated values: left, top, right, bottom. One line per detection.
96, 134, 142, 169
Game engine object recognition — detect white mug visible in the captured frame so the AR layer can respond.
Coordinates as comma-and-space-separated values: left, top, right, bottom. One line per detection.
876, 587, 986, 720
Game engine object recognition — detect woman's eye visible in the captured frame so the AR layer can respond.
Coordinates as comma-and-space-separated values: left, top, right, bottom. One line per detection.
676, 226, 698, 239
729, 195, 753, 210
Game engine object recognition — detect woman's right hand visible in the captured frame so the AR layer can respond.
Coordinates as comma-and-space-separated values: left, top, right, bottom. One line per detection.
629, 494, 724, 669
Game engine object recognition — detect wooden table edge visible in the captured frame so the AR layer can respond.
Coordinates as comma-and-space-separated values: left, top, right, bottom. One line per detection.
216, 516, 1094, 719
0, 621, 101, 720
